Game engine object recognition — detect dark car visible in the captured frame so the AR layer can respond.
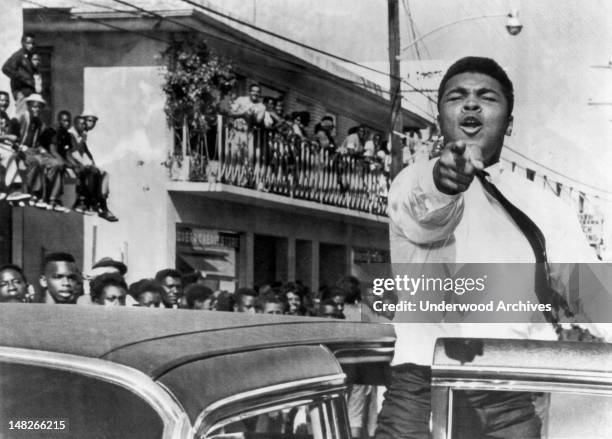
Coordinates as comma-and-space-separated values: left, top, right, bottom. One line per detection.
0, 304, 394, 439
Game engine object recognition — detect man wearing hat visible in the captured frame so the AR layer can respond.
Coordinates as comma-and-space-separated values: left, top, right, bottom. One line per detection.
9, 93, 57, 207
90, 257, 127, 278
81, 110, 98, 132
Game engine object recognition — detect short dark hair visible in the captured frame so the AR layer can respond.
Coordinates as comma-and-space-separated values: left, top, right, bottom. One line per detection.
128, 278, 164, 300
321, 115, 334, 123
155, 268, 181, 282
21, 33, 35, 43
438, 56, 514, 116
249, 83, 261, 91
0, 91, 9, 100
347, 125, 365, 135
320, 286, 345, 301
235, 287, 257, 301
337, 276, 361, 304
57, 110, 71, 121
73, 115, 84, 124
90, 272, 127, 302
184, 284, 213, 308
215, 291, 235, 312
44, 252, 75, 267
0, 264, 26, 283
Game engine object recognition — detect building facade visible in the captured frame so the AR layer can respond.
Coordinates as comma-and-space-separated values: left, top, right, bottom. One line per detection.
9, 3, 432, 291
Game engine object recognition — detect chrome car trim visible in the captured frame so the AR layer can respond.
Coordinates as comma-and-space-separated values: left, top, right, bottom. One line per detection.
205, 393, 348, 439
206, 398, 319, 434
432, 377, 612, 396
195, 373, 346, 437
0, 346, 193, 439
331, 347, 395, 363
432, 364, 612, 386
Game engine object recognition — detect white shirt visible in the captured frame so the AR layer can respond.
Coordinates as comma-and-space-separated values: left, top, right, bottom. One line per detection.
388, 158, 608, 365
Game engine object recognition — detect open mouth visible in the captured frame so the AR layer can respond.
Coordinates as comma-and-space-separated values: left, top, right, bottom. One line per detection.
459, 116, 483, 135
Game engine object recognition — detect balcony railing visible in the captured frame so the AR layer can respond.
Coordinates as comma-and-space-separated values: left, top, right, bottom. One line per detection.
168, 116, 390, 216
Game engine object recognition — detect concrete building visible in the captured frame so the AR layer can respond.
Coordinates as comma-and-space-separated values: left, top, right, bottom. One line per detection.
6, 1, 432, 292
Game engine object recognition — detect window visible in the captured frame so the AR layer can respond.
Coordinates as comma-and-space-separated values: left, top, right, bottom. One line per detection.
0, 361, 164, 438
448, 389, 612, 439
205, 396, 349, 439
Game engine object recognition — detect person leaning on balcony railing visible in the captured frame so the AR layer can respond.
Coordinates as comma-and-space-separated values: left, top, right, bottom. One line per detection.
227, 83, 267, 164
228, 83, 266, 127
313, 116, 336, 153
339, 125, 366, 156
290, 111, 310, 140
363, 132, 382, 161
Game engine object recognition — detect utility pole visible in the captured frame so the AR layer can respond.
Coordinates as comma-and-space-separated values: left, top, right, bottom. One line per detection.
388, 0, 403, 179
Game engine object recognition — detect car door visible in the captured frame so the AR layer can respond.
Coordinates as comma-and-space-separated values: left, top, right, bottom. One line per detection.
431, 338, 612, 439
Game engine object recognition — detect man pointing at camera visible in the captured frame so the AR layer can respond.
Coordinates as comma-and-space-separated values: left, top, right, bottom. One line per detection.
376, 57, 607, 438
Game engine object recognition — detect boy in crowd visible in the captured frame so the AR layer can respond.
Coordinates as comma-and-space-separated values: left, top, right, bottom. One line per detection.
0, 111, 23, 201
90, 272, 127, 306
234, 287, 258, 313
30, 52, 43, 95
39, 252, 81, 304
0, 264, 29, 303
68, 112, 117, 221
129, 279, 164, 308
13, 93, 52, 207
184, 283, 214, 310
2, 34, 36, 116
155, 268, 184, 308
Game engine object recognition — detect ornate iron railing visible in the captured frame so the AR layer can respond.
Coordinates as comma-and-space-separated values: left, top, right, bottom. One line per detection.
169, 116, 390, 216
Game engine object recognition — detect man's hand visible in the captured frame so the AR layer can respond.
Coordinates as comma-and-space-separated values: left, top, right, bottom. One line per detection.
433, 140, 484, 195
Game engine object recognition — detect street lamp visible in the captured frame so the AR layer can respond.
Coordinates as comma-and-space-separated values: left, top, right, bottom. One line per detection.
398, 9, 522, 58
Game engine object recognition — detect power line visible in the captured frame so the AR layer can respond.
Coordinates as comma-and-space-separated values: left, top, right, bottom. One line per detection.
25, 0, 436, 123
179, 0, 438, 105
26, 0, 436, 118
500, 157, 612, 204
109, 0, 436, 118
503, 145, 612, 195
109, 0, 433, 118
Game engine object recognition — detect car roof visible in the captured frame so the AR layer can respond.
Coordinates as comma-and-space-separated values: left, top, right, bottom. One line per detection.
0, 304, 395, 378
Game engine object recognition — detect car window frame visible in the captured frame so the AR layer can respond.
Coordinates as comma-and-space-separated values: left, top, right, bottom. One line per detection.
196, 373, 349, 439
0, 346, 193, 439
430, 340, 612, 439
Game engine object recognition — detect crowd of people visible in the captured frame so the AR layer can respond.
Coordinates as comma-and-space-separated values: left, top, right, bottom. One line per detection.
0, 34, 117, 221
0, 252, 369, 321
0, 253, 383, 438
225, 83, 393, 174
